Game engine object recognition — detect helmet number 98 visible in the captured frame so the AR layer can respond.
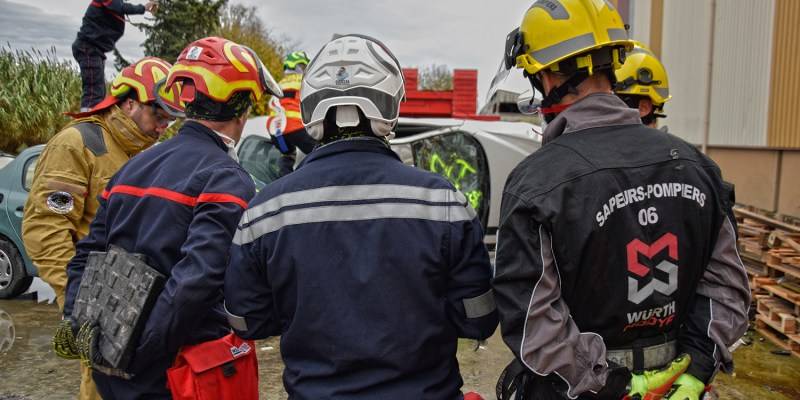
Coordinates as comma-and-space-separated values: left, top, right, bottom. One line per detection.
638, 207, 659, 226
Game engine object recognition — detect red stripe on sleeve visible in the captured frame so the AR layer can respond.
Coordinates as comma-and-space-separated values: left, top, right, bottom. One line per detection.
104, 185, 248, 208
197, 193, 248, 209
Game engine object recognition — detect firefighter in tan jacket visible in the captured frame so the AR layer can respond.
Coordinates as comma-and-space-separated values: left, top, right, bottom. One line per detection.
22, 57, 180, 400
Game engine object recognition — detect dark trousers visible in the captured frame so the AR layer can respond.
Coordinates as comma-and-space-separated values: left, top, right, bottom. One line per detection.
92, 356, 172, 400
72, 40, 107, 110
276, 128, 317, 177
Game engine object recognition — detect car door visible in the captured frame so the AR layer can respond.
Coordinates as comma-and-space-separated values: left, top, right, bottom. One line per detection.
5, 149, 40, 242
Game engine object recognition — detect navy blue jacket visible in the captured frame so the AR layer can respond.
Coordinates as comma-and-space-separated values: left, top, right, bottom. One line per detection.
224, 137, 498, 400
64, 121, 255, 373
76, 0, 146, 53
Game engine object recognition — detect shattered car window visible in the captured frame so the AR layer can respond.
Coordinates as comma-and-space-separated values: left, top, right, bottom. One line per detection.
412, 132, 489, 226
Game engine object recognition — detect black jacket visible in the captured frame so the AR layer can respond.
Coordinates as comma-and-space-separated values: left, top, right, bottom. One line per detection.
492, 94, 750, 397
75, 0, 146, 53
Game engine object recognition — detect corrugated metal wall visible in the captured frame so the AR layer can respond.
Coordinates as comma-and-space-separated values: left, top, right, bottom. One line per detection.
707, 0, 774, 146
768, 0, 800, 148
660, 0, 713, 144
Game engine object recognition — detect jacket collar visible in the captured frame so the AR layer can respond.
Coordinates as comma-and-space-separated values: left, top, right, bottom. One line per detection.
299, 137, 400, 168
72, 105, 157, 156
542, 93, 642, 145
180, 120, 231, 153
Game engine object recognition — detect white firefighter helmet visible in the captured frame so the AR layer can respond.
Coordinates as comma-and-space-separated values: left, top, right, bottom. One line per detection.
300, 34, 405, 140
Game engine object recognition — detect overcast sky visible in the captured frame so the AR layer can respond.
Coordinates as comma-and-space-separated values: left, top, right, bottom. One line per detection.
0, 0, 533, 106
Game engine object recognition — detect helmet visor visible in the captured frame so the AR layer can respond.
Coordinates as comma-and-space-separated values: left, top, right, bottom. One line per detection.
242, 46, 283, 98
154, 79, 187, 119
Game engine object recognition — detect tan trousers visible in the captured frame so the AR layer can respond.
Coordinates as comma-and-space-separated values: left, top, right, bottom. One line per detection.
80, 361, 102, 400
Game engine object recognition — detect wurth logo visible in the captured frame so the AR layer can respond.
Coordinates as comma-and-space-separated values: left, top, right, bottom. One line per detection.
626, 233, 679, 304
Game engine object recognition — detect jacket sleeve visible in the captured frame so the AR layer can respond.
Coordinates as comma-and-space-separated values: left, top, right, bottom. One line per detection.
444, 190, 498, 340
105, 0, 146, 15
679, 213, 750, 382
22, 138, 90, 310
493, 192, 609, 398
223, 217, 281, 340
131, 167, 255, 370
63, 191, 111, 317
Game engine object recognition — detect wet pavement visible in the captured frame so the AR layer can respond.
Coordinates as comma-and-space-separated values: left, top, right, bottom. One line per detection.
1, 298, 799, 399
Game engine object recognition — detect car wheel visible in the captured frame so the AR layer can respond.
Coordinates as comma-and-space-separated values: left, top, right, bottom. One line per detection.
0, 238, 33, 299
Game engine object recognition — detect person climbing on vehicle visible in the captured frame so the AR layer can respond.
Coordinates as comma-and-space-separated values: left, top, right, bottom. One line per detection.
72, 0, 158, 110
58, 37, 282, 399
614, 42, 671, 129
492, 1, 750, 399
266, 50, 318, 176
224, 33, 498, 400
25, 56, 177, 400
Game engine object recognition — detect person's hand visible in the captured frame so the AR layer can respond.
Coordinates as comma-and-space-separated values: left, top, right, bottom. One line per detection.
76, 321, 104, 368
663, 374, 706, 400
626, 354, 691, 399
145, 0, 158, 14
53, 318, 80, 359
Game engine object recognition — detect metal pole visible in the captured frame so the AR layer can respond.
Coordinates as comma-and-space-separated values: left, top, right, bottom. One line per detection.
702, 0, 717, 154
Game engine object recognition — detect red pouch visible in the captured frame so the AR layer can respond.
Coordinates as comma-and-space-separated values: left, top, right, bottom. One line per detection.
167, 332, 259, 400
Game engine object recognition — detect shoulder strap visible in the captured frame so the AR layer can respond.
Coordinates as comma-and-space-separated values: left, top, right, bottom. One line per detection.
75, 122, 108, 156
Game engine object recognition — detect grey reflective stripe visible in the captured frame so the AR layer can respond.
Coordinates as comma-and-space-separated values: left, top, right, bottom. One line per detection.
607, 28, 628, 42
234, 202, 475, 245
241, 184, 457, 227
453, 190, 478, 220
463, 289, 496, 319
531, 0, 569, 20
629, 47, 652, 57
655, 87, 670, 99
224, 302, 248, 332
607, 340, 677, 370
531, 33, 596, 66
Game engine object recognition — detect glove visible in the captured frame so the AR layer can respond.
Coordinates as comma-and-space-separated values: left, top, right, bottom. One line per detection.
625, 353, 692, 400
76, 321, 105, 368
663, 374, 706, 400
53, 318, 80, 359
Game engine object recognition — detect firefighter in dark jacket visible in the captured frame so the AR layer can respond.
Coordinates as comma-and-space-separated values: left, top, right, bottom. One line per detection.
58, 37, 282, 399
492, 1, 750, 399
73, 0, 157, 110
224, 34, 498, 400
27, 57, 177, 400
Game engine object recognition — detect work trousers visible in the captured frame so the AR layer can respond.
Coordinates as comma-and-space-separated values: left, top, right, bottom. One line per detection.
72, 40, 107, 110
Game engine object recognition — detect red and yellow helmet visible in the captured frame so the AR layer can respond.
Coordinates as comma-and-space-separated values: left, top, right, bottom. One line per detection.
163, 37, 282, 106
72, 56, 183, 117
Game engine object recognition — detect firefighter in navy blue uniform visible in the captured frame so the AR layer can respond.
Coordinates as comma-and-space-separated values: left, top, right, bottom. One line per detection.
72, 0, 157, 110
492, 1, 750, 400
60, 37, 283, 399
224, 34, 498, 400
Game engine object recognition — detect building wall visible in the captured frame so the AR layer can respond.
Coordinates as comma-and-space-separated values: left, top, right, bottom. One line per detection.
660, 0, 713, 144
707, 0, 774, 147
767, 0, 800, 148
628, 0, 652, 44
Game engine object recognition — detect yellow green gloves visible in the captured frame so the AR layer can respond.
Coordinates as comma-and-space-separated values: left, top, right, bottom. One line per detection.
626, 354, 691, 400
53, 318, 80, 359
663, 374, 706, 400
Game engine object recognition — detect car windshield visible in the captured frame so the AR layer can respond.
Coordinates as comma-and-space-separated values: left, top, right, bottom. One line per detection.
237, 136, 282, 191
0, 155, 14, 170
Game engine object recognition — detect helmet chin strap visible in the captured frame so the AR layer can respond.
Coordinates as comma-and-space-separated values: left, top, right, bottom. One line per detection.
532, 72, 588, 123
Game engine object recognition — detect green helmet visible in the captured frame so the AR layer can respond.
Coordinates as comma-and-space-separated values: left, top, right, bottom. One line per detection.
283, 51, 310, 70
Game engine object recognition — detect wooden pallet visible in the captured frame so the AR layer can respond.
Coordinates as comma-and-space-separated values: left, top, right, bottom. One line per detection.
757, 296, 797, 333
756, 315, 800, 359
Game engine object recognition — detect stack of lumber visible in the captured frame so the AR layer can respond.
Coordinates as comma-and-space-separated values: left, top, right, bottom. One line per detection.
735, 207, 800, 358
